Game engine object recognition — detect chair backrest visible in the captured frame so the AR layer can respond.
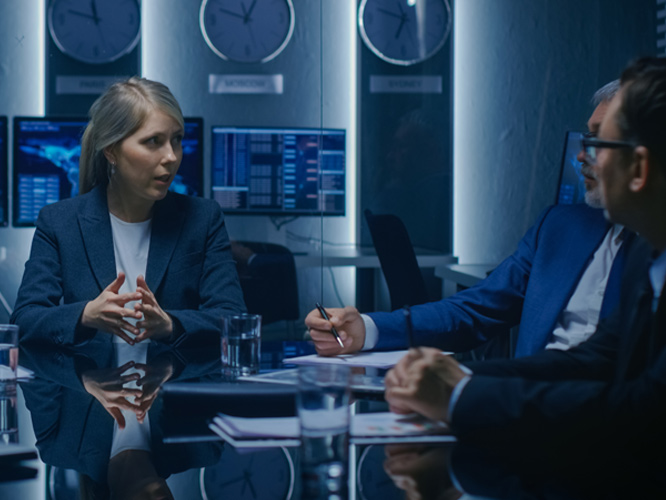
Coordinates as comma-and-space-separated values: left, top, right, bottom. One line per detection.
364, 209, 429, 311
233, 241, 299, 325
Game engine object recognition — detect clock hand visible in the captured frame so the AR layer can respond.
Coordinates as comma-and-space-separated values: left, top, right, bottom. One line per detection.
218, 7, 244, 20
243, 469, 258, 499
395, 17, 406, 38
377, 7, 402, 20
67, 9, 97, 21
90, 0, 101, 25
247, 0, 258, 18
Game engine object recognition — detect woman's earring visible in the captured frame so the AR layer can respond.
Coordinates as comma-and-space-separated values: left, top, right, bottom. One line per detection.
107, 162, 116, 180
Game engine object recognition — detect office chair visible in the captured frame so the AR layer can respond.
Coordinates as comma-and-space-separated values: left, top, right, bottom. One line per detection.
364, 209, 429, 311
232, 241, 300, 331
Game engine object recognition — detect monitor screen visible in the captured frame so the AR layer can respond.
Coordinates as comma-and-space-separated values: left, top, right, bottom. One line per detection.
210, 127, 346, 216
556, 131, 587, 205
171, 117, 204, 197
13, 116, 204, 227
13, 117, 87, 227
0, 117, 7, 226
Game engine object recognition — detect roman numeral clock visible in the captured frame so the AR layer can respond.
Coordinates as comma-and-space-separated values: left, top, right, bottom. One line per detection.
45, 0, 141, 115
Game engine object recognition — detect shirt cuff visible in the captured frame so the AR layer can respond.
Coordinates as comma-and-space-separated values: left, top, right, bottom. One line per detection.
447, 364, 473, 422
361, 314, 379, 350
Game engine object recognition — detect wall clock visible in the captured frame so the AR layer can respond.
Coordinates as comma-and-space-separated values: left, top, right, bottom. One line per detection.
199, 0, 295, 63
47, 0, 141, 65
199, 446, 295, 500
358, 0, 451, 66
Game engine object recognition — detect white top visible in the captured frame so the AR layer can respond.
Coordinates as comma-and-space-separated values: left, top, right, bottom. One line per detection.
110, 341, 151, 458
109, 213, 152, 343
108, 213, 153, 458
546, 224, 625, 350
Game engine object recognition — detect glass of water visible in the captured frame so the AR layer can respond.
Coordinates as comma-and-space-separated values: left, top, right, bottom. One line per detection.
297, 364, 351, 499
221, 314, 261, 377
0, 325, 18, 380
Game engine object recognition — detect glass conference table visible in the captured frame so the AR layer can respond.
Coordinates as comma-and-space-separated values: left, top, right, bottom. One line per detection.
2, 337, 664, 499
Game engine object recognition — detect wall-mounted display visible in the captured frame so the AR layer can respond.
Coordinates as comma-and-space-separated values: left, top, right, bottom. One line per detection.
199, 0, 295, 63
210, 126, 346, 216
358, 0, 451, 66
13, 117, 87, 227
47, 0, 141, 64
12, 116, 203, 227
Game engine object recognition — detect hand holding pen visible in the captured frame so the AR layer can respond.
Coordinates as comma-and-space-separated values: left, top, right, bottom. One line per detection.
315, 302, 344, 348
304, 305, 367, 356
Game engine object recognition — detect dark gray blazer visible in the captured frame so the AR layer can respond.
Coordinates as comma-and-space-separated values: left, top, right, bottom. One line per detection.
11, 186, 246, 345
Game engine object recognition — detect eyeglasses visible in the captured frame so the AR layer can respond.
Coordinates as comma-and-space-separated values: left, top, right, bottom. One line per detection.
581, 134, 637, 164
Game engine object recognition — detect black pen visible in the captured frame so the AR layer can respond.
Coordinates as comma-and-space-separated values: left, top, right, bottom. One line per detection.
403, 305, 415, 348
315, 302, 345, 348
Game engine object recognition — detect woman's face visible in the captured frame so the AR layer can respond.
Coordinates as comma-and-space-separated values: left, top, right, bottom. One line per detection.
107, 109, 183, 204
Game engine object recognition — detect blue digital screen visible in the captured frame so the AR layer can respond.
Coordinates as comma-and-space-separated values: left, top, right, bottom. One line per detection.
171, 117, 203, 197
210, 127, 346, 215
13, 117, 87, 227
0, 117, 7, 226
556, 131, 587, 205
13, 116, 204, 227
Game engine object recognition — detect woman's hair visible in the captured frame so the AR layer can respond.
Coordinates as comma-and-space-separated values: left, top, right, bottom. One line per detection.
79, 77, 184, 194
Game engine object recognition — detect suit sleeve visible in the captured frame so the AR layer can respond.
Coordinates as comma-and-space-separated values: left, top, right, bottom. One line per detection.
163, 204, 246, 342
368, 207, 554, 351
11, 207, 97, 345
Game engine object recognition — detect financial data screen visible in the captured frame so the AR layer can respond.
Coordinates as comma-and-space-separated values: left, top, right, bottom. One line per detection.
210, 127, 346, 216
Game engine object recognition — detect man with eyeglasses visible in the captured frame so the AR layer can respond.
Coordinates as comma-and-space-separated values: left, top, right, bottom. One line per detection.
384, 57, 666, 471
307, 81, 631, 359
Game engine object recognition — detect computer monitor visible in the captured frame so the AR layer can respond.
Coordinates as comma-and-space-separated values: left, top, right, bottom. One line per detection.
0, 117, 7, 227
13, 117, 87, 227
13, 116, 204, 227
171, 117, 204, 197
556, 131, 587, 205
210, 126, 346, 216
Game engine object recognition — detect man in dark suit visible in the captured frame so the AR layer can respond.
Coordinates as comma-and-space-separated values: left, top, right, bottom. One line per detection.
384, 57, 666, 460
307, 81, 630, 358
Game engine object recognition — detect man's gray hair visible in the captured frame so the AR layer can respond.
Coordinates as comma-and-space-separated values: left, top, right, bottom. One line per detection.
592, 80, 620, 106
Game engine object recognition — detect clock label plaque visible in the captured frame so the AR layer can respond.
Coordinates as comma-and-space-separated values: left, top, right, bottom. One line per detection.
209, 74, 284, 94
369, 75, 443, 94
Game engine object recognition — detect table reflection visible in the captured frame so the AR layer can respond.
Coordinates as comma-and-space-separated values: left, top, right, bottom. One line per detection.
12, 339, 666, 499
18, 339, 223, 499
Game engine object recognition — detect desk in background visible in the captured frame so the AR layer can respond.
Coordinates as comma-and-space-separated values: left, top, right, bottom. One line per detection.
436, 263, 497, 297
294, 245, 456, 312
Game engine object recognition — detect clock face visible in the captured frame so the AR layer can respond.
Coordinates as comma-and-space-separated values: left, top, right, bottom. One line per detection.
48, 0, 141, 65
200, 446, 295, 500
358, 0, 451, 66
200, 0, 295, 63
357, 445, 404, 500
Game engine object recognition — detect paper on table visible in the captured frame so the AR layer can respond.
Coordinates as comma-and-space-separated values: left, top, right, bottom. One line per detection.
284, 350, 410, 369
209, 411, 454, 449
243, 369, 386, 393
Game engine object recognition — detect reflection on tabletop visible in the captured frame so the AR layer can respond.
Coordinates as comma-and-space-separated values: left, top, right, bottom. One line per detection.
13, 338, 666, 499
18, 339, 223, 499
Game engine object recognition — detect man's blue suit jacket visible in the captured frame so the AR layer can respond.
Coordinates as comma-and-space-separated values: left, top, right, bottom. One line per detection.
369, 203, 627, 356
11, 186, 246, 345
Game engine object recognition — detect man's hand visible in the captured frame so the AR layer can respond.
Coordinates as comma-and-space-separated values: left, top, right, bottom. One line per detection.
383, 444, 461, 500
81, 272, 142, 344
385, 348, 466, 422
133, 275, 173, 342
305, 306, 366, 356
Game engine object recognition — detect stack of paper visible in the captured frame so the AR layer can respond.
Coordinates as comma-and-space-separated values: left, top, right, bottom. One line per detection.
209, 412, 454, 448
